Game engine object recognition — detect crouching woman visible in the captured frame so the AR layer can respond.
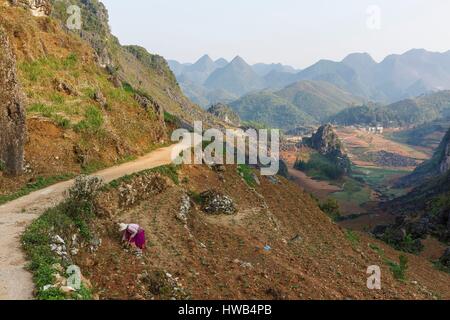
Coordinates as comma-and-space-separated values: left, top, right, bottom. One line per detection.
119, 223, 146, 251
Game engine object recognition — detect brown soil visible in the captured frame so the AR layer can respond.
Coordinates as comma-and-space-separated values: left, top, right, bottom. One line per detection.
76, 164, 450, 300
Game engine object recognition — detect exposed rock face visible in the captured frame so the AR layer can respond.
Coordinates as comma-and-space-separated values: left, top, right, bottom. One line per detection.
309, 124, 343, 155
397, 128, 450, 187
304, 124, 351, 172
134, 93, 165, 122
207, 103, 241, 127
440, 137, 450, 174
8, 0, 51, 17
0, 28, 26, 176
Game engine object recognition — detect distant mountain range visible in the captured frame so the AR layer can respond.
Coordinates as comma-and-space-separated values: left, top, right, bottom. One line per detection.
330, 90, 450, 127
168, 54, 300, 107
169, 50, 450, 111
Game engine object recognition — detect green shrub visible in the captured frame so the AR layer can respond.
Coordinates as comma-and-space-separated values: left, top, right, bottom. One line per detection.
74, 106, 104, 133
345, 230, 360, 246
238, 164, 257, 187
387, 255, 408, 281
294, 153, 345, 181
319, 198, 341, 221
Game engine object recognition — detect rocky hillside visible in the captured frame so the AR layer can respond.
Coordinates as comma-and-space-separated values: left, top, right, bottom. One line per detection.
376, 129, 450, 260
207, 103, 241, 127
22, 163, 450, 299
397, 128, 450, 187
0, 0, 223, 196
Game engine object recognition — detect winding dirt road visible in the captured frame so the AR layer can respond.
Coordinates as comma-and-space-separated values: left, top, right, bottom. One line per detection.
0, 139, 195, 300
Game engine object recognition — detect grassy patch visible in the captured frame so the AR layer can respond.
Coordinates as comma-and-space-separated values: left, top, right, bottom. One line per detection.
318, 198, 342, 221
22, 204, 93, 300
345, 229, 360, 247
74, 106, 104, 134
21, 176, 101, 300
386, 255, 409, 281
295, 152, 345, 181
369, 244, 410, 282
164, 111, 177, 124
28, 103, 72, 129
237, 164, 257, 187
0, 174, 74, 205
331, 178, 371, 206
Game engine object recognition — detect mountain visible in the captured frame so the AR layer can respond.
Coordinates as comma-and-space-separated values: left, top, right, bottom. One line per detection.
229, 80, 363, 129
276, 80, 364, 121
167, 60, 189, 76
171, 49, 450, 110
214, 58, 228, 68
229, 91, 316, 130
204, 56, 265, 97
299, 50, 450, 103
373, 49, 450, 101
4, 0, 450, 302
252, 63, 298, 76
263, 70, 299, 89
0, 0, 226, 182
296, 59, 372, 99
377, 128, 450, 252
396, 127, 450, 187
177, 54, 218, 85
341, 53, 378, 86
330, 90, 450, 127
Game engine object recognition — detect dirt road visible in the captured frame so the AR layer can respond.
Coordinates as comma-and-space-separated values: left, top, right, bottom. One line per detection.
0, 138, 196, 300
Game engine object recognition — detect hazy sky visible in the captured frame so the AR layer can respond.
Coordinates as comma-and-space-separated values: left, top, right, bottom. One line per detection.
101, 0, 450, 68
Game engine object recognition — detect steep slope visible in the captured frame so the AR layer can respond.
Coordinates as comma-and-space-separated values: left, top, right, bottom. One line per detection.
378, 129, 450, 254
396, 128, 450, 187
229, 91, 316, 130
0, 1, 224, 196
204, 56, 265, 97
22, 163, 450, 299
50, 0, 221, 126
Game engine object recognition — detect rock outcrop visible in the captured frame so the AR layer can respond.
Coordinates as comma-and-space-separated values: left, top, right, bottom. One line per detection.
200, 190, 237, 215
8, 0, 51, 17
397, 128, 450, 187
134, 93, 165, 122
207, 103, 241, 127
304, 124, 351, 172
440, 135, 450, 174
0, 28, 26, 176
